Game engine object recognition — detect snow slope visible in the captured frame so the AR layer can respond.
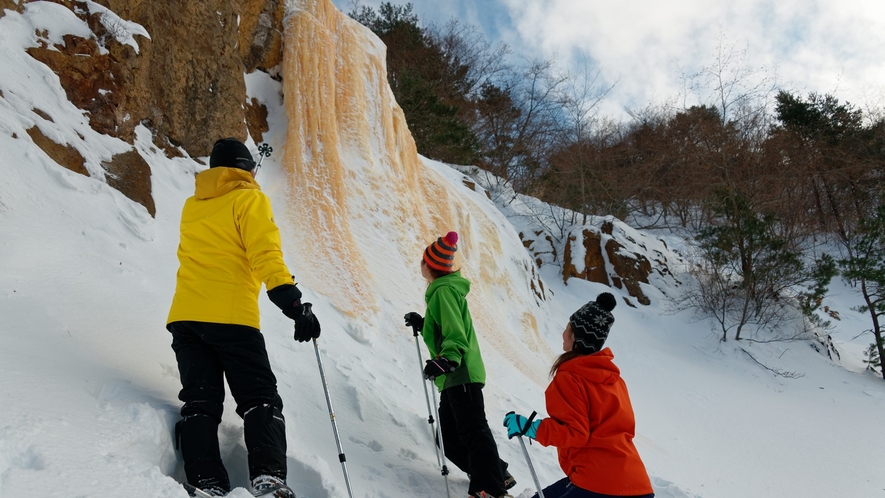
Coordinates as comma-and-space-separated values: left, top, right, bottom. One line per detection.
1, 2, 884, 498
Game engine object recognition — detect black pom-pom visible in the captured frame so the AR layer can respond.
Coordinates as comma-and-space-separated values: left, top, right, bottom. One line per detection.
596, 292, 617, 312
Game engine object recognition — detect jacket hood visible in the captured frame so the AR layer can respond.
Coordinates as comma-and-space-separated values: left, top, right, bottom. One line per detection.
194, 167, 260, 199
425, 270, 470, 301
558, 347, 621, 384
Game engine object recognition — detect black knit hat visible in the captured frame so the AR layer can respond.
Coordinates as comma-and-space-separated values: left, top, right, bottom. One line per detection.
209, 138, 255, 171
569, 292, 617, 354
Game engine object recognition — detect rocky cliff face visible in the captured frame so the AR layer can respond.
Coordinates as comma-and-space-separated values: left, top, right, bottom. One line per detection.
521, 218, 679, 307
5, 0, 284, 216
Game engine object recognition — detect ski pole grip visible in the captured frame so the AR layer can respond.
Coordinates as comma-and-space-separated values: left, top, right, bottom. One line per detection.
411, 325, 420, 337
521, 411, 537, 436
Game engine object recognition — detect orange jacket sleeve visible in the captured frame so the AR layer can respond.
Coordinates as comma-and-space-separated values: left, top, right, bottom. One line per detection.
536, 371, 591, 448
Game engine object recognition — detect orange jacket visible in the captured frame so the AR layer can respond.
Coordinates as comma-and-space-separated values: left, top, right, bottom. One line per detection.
167, 167, 293, 329
535, 348, 653, 496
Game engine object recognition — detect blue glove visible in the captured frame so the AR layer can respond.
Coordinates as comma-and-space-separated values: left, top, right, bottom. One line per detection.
503, 411, 540, 440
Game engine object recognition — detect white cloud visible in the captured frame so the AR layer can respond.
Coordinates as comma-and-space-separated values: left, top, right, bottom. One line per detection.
332, 0, 885, 118
500, 0, 885, 116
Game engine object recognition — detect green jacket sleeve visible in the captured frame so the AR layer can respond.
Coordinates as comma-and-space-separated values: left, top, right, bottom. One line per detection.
429, 286, 469, 366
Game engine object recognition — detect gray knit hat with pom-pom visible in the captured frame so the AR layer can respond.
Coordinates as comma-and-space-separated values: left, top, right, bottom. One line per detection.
569, 292, 617, 354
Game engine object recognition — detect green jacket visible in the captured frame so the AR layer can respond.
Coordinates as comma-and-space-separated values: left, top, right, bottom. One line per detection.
422, 271, 486, 391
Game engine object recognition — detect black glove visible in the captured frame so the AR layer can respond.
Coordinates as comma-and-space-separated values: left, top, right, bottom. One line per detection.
404, 312, 424, 332
293, 302, 321, 342
267, 284, 320, 341
267, 283, 302, 319
423, 357, 457, 380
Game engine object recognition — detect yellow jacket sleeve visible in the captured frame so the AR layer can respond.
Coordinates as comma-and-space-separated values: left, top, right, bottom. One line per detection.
236, 191, 294, 292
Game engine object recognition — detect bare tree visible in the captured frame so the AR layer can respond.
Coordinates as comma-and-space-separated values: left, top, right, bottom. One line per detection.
427, 19, 510, 100
547, 52, 617, 222
471, 57, 566, 197
696, 28, 778, 130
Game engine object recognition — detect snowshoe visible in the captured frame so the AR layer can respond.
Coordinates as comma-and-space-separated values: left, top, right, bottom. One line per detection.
183, 483, 228, 497
251, 475, 296, 498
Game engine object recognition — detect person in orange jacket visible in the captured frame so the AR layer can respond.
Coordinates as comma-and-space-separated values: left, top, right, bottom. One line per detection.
503, 293, 654, 498
167, 138, 320, 497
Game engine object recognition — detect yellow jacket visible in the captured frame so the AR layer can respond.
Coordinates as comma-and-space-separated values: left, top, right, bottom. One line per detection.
167, 167, 293, 329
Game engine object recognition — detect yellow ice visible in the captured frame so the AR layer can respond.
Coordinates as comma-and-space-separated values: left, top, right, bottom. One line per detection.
279, 0, 552, 382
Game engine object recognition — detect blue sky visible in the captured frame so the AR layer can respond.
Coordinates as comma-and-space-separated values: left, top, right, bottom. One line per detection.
334, 0, 885, 120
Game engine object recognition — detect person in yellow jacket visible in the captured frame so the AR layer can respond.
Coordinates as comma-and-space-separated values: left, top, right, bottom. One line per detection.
167, 138, 319, 497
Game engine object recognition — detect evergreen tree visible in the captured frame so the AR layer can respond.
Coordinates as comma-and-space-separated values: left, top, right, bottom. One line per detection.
696, 189, 820, 341
838, 204, 885, 380
863, 340, 882, 375
349, 2, 480, 165
773, 91, 878, 240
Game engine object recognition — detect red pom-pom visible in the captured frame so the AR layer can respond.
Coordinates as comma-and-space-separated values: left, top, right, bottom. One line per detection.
444, 231, 459, 246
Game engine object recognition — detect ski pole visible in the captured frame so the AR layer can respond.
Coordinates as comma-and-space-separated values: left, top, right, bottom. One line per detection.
518, 436, 545, 498
256, 143, 273, 167
429, 379, 453, 498
515, 411, 545, 498
411, 325, 442, 466
312, 338, 355, 498
253, 143, 272, 176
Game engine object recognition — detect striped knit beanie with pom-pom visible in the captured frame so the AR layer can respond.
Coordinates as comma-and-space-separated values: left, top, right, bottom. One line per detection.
569, 292, 617, 354
423, 231, 459, 272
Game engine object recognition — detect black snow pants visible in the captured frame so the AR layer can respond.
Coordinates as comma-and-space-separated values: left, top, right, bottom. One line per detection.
438, 383, 508, 496
169, 321, 287, 492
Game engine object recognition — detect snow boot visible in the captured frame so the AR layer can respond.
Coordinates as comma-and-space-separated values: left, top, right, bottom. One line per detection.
468, 461, 516, 491
503, 471, 516, 490
251, 475, 296, 498
502, 466, 516, 490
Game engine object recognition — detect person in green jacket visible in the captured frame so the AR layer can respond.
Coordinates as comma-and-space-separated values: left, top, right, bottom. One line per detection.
404, 231, 514, 498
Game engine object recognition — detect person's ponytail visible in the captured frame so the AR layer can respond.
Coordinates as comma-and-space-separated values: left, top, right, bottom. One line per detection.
550, 350, 584, 377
